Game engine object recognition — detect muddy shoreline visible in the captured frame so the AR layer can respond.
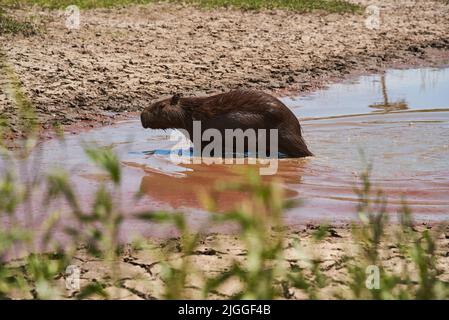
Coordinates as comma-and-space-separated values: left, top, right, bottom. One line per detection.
1, 1, 449, 139
32, 48, 449, 141
6, 223, 449, 300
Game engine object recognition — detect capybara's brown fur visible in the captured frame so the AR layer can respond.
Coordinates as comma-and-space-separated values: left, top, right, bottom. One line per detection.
140, 90, 313, 157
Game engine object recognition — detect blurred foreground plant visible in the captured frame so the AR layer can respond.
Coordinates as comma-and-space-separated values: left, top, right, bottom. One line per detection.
344, 162, 449, 299
0, 59, 123, 299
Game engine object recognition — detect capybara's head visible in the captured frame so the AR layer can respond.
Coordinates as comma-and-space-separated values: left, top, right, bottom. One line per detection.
141, 94, 186, 130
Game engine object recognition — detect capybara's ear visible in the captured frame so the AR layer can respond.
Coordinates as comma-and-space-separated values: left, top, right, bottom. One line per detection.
170, 93, 182, 105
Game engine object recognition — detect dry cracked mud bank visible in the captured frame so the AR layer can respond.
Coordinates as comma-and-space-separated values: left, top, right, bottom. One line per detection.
7, 224, 449, 300
1, 0, 449, 136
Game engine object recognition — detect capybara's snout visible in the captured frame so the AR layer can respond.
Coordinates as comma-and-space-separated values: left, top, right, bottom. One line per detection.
140, 110, 149, 128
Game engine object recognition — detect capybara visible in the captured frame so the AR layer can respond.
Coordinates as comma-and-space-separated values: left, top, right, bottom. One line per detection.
140, 90, 313, 157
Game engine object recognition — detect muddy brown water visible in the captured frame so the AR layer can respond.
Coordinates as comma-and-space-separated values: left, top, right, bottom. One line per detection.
2, 67, 449, 239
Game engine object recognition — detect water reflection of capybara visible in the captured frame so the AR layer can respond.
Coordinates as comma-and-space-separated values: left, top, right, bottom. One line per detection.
139, 162, 305, 212
140, 90, 313, 157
